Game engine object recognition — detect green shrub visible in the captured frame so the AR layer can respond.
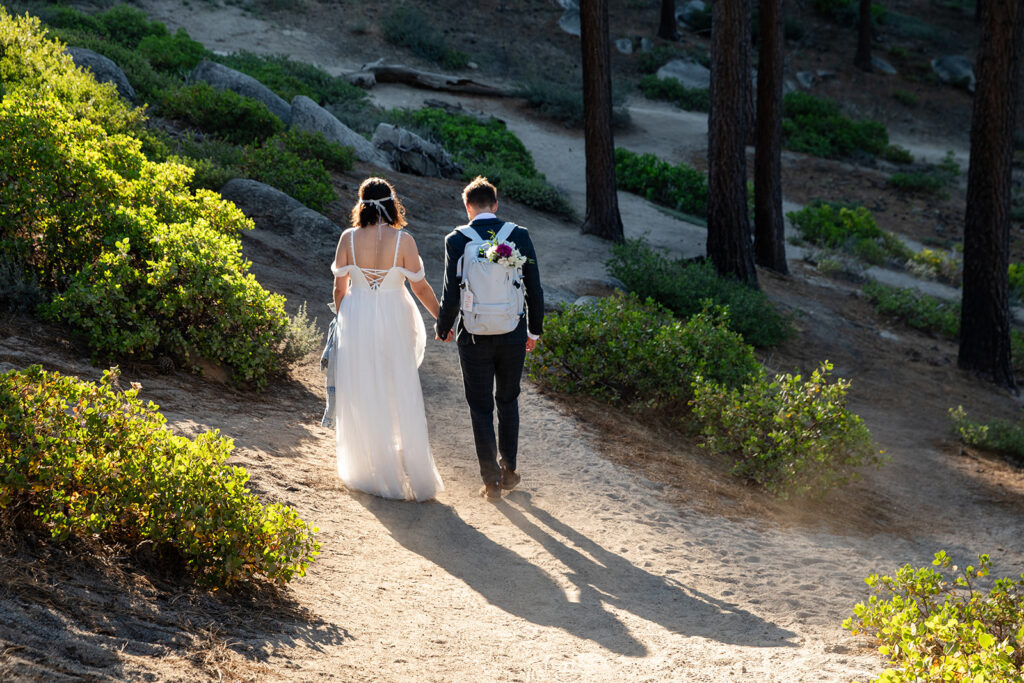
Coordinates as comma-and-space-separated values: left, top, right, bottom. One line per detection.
892, 88, 918, 106
607, 239, 791, 347
137, 28, 209, 74
391, 107, 573, 217
637, 45, 683, 73
844, 551, 1024, 682
159, 82, 285, 145
862, 279, 960, 338
883, 144, 914, 164
691, 361, 880, 499
0, 366, 319, 586
1010, 262, 1024, 301
906, 248, 962, 285
241, 141, 337, 211
214, 51, 373, 109
950, 405, 1024, 463
787, 202, 911, 265
1, 10, 293, 388
782, 92, 889, 159
888, 151, 960, 197
38, 5, 105, 35
281, 302, 324, 364
516, 80, 631, 130
638, 75, 710, 112
526, 293, 761, 409
47, 26, 178, 101
381, 5, 469, 70
272, 128, 355, 172
614, 148, 708, 218
98, 3, 169, 49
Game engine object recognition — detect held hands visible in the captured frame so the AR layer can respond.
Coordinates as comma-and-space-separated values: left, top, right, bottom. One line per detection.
434, 330, 455, 343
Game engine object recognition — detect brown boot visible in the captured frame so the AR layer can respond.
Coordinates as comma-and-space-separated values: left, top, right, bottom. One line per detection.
479, 481, 501, 500
499, 466, 521, 491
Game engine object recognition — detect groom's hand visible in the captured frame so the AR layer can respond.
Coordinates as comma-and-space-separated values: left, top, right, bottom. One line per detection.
525, 337, 538, 353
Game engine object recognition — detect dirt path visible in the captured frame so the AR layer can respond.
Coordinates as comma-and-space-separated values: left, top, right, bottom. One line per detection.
5, 4, 1023, 681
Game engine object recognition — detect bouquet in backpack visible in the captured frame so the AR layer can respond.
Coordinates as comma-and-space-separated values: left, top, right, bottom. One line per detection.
480, 239, 527, 269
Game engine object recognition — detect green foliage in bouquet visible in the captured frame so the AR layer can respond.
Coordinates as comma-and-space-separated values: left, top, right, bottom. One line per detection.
526, 293, 761, 410
607, 239, 790, 347
844, 551, 1024, 682
0, 366, 319, 587
614, 148, 708, 218
691, 361, 881, 499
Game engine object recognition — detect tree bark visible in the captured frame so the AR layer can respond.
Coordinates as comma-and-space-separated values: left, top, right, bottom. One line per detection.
658, 0, 679, 40
580, 0, 625, 243
754, 0, 788, 273
854, 0, 873, 72
708, 0, 758, 286
958, 0, 1022, 389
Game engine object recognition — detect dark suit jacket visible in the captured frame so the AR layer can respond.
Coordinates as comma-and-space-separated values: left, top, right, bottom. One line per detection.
435, 217, 544, 345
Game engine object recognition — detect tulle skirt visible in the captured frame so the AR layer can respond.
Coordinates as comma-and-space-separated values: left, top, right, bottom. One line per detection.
334, 287, 443, 501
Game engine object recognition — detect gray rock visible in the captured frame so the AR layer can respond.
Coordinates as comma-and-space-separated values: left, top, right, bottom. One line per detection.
190, 60, 291, 125
783, 78, 798, 95
931, 55, 975, 92
558, 8, 581, 36
615, 38, 634, 55
872, 56, 898, 75
342, 71, 376, 88
655, 59, 711, 89
290, 95, 391, 168
640, 37, 655, 53
573, 295, 602, 307
372, 123, 462, 178
816, 70, 837, 82
66, 47, 136, 101
796, 71, 817, 89
677, 0, 708, 25
219, 179, 340, 252
543, 285, 577, 312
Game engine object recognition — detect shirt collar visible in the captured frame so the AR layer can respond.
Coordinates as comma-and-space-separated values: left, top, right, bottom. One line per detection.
471, 212, 497, 222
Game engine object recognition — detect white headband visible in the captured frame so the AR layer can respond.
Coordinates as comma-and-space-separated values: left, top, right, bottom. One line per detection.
360, 196, 395, 223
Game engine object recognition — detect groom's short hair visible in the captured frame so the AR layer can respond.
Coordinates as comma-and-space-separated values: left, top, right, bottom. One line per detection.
463, 176, 498, 209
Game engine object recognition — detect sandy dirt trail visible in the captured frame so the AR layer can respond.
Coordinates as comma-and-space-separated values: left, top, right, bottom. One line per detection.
21, 4, 1015, 680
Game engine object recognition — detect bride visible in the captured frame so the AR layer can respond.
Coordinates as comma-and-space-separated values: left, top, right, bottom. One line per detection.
330, 178, 447, 501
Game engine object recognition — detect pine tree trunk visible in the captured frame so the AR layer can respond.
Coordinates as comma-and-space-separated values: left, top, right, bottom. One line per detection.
580, 0, 625, 243
854, 0, 873, 72
708, 0, 758, 286
754, 0, 788, 274
958, 0, 1021, 389
658, 0, 678, 40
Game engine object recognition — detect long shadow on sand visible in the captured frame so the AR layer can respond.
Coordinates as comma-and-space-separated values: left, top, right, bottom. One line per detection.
358, 491, 796, 657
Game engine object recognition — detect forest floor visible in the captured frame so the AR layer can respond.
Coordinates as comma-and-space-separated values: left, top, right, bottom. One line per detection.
2, 0, 1024, 681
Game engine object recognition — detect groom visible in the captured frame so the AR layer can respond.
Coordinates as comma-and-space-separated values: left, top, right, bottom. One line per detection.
435, 176, 544, 500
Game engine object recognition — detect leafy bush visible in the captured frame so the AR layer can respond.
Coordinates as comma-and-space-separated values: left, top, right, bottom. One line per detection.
844, 551, 1024, 682
636, 45, 684, 73
516, 79, 631, 129
906, 247, 962, 285
607, 239, 791, 347
137, 28, 209, 75
783, 92, 889, 159
526, 294, 761, 410
892, 88, 918, 107
691, 361, 880, 499
392, 108, 573, 217
381, 5, 469, 70
214, 51, 373, 109
46, 26, 178, 101
638, 75, 710, 112
1010, 262, 1024, 301
883, 144, 914, 164
888, 151, 960, 197
272, 128, 355, 172
614, 148, 708, 218
97, 3, 169, 49
281, 302, 324, 364
159, 82, 285, 145
1, 10, 293, 388
241, 142, 337, 211
950, 406, 1024, 463
787, 202, 911, 265
0, 366, 319, 586
862, 279, 960, 338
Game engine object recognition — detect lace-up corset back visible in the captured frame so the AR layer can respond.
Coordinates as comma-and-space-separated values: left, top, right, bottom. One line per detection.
350, 228, 401, 291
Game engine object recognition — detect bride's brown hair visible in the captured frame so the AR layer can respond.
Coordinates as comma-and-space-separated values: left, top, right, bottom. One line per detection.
349, 177, 407, 229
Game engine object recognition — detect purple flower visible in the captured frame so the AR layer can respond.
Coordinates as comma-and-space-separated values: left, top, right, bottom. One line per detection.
495, 243, 513, 258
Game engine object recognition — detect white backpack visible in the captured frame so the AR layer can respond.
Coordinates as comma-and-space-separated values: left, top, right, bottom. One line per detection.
456, 222, 525, 335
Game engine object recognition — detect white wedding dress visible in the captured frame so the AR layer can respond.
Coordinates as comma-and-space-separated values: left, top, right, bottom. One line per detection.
330, 230, 444, 501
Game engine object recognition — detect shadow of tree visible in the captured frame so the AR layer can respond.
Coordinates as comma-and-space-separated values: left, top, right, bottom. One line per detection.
358, 492, 796, 656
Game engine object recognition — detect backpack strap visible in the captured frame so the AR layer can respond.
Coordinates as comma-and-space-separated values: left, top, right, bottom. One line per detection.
495, 222, 516, 243
456, 225, 482, 243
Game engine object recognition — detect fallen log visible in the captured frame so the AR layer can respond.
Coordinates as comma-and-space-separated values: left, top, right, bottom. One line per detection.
359, 59, 513, 97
